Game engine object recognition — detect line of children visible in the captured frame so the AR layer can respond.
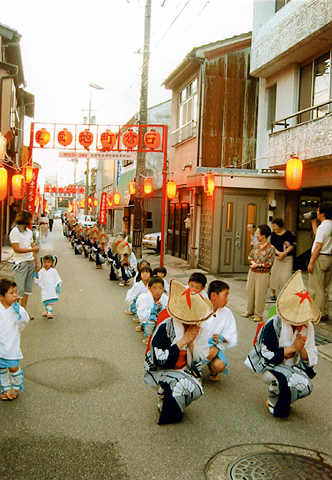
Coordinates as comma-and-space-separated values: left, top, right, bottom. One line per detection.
0, 278, 29, 401
125, 266, 153, 319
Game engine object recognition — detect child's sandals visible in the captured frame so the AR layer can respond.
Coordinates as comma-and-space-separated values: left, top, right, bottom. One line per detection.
0, 389, 18, 401
208, 364, 220, 382
42, 311, 48, 317
47, 313, 53, 319
135, 325, 143, 332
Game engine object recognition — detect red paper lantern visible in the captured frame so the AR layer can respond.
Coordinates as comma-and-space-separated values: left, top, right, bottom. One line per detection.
107, 196, 113, 207
78, 186, 85, 194
52, 186, 58, 193
81, 198, 85, 208
35, 128, 50, 147
44, 185, 50, 193
114, 193, 121, 206
93, 199, 98, 207
286, 156, 303, 190
78, 129, 94, 150
88, 197, 93, 206
72, 186, 78, 194
65, 187, 71, 194
167, 180, 177, 200
144, 177, 153, 195
58, 128, 73, 147
23, 165, 33, 183
144, 129, 161, 150
0, 167, 8, 201
100, 130, 116, 150
122, 129, 139, 150
129, 180, 136, 195
203, 173, 215, 196
58, 187, 64, 194
12, 174, 25, 199
68, 203, 73, 212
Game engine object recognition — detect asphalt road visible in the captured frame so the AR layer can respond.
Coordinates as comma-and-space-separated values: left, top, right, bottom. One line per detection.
1, 220, 331, 480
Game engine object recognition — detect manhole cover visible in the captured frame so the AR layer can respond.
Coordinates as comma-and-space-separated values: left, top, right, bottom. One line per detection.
227, 452, 332, 479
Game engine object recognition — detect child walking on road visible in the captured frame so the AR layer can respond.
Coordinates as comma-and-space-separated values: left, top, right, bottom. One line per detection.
0, 278, 29, 400
35, 255, 62, 319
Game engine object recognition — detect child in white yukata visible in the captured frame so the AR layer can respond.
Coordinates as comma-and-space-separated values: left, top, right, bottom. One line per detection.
186, 272, 209, 299
136, 277, 168, 345
0, 277, 29, 401
204, 280, 238, 381
35, 254, 62, 319
125, 266, 152, 319
152, 267, 169, 294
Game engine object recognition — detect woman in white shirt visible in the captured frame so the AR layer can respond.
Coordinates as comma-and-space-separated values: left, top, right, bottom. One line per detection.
9, 211, 40, 318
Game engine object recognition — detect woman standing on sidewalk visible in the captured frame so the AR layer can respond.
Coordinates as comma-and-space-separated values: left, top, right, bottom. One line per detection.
241, 224, 275, 322
269, 218, 294, 301
9, 210, 40, 319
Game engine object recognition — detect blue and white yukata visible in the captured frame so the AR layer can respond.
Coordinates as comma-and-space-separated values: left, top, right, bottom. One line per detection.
0, 302, 29, 394
35, 267, 62, 316
125, 280, 148, 315
245, 315, 318, 418
144, 316, 209, 424
136, 291, 168, 339
204, 306, 238, 374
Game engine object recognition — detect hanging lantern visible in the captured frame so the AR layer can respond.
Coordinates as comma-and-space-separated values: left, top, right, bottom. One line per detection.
88, 197, 93, 206
100, 130, 116, 150
203, 173, 215, 196
144, 177, 153, 195
286, 155, 303, 190
72, 186, 78, 194
68, 203, 73, 213
44, 185, 50, 193
129, 180, 136, 195
167, 180, 177, 200
58, 128, 73, 147
23, 165, 33, 183
52, 186, 58, 193
93, 199, 98, 207
58, 187, 64, 194
35, 128, 50, 147
12, 174, 25, 199
114, 193, 121, 206
0, 167, 8, 201
81, 198, 85, 208
77, 201, 81, 209
78, 186, 85, 194
122, 129, 139, 150
65, 187, 71, 194
107, 195, 113, 207
144, 129, 161, 150
78, 129, 94, 150
59, 197, 63, 202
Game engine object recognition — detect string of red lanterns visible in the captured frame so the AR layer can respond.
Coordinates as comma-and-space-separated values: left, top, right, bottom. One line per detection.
34, 127, 163, 151
44, 185, 85, 194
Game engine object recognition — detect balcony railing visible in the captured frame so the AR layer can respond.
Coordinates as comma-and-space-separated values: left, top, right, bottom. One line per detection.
171, 120, 197, 146
271, 99, 332, 133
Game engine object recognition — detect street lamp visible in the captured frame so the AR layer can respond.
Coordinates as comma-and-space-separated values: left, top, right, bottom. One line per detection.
84, 83, 104, 214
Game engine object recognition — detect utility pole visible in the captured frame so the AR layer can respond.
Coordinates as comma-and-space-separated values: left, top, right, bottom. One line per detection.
132, 0, 151, 259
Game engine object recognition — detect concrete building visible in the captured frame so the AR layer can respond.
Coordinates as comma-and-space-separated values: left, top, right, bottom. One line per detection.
251, 0, 332, 267
0, 23, 34, 254
163, 33, 285, 273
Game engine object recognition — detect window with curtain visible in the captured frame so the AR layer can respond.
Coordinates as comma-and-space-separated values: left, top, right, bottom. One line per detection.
176, 78, 198, 143
299, 51, 331, 123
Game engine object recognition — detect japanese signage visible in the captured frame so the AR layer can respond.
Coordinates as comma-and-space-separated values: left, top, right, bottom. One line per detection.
26, 168, 39, 218
99, 192, 108, 225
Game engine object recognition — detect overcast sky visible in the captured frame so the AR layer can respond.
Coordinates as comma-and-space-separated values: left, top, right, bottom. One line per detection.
2, 0, 254, 184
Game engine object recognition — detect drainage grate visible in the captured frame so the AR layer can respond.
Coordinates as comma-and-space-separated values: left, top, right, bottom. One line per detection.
227, 452, 332, 479
315, 332, 332, 346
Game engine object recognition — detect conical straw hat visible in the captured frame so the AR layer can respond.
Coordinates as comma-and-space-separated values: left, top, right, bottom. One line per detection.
75, 223, 84, 234
117, 237, 131, 255
92, 224, 99, 235
112, 233, 124, 254
97, 228, 109, 244
276, 270, 320, 326
84, 226, 91, 236
166, 279, 213, 324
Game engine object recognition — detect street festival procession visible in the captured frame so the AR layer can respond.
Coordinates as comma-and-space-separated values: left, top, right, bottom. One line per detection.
1, 1, 332, 479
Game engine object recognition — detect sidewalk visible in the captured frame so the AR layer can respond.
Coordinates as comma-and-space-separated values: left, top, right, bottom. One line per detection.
144, 249, 332, 361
